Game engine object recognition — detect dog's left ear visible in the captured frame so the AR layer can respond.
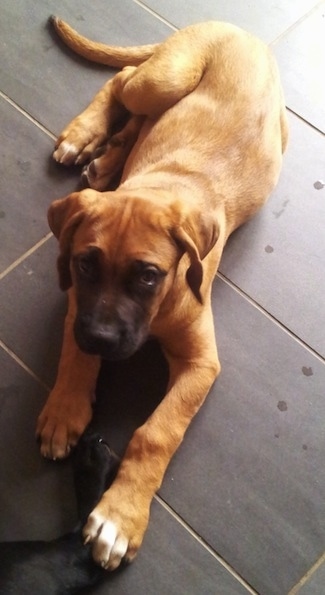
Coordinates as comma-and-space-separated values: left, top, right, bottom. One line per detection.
48, 189, 99, 291
171, 210, 219, 303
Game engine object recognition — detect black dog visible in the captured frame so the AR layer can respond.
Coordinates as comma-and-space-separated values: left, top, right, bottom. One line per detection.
0, 431, 120, 594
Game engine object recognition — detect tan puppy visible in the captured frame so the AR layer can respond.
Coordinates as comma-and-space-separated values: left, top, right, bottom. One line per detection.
37, 17, 288, 570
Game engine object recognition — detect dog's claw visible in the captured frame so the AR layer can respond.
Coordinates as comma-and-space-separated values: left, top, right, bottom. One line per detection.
81, 160, 98, 189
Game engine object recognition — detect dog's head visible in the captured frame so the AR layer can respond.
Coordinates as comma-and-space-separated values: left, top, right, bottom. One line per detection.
48, 188, 219, 360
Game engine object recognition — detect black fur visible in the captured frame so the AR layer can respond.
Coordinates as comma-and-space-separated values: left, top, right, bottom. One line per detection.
0, 431, 120, 594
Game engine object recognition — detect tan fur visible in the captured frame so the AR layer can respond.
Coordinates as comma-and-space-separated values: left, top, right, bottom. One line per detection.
51, 16, 157, 66
37, 19, 288, 569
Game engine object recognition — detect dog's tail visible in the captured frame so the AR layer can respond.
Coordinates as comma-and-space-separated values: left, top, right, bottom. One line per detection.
50, 16, 159, 67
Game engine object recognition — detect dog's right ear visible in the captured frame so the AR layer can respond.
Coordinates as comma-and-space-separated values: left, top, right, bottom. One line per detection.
171, 208, 220, 303
48, 190, 99, 291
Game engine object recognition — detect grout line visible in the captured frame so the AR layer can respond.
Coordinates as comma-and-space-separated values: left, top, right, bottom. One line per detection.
154, 494, 259, 594
217, 272, 325, 364
269, 0, 324, 47
132, 0, 178, 31
0, 90, 56, 141
0, 338, 50, 392
288, 550, 325, 594
286, 107, 325, 136
0, 232, 53, 281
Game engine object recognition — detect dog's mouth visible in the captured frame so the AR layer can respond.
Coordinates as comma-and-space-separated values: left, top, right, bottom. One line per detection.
74, 315, 148, 361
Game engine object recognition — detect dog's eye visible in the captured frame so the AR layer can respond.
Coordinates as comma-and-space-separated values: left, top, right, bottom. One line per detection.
139, 268, 158, 286
78, 256, 92, 276
130, 261, 166, 295
76, 253, 99, 282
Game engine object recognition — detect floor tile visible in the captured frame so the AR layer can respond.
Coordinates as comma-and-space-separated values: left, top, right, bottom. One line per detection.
219, 111, 325, 357
156, 278, 325, 595
93, 339, 169, 456
0, 97, 79, 273
87, 500, 250, 595
0, 347, 248, 595
0, 0, 172, 136
140, 0, 318, 42
0, 233, 168, 428
1, 0, 324, 593
0, 346, 76, 541
273, 1, 325, 133
0, 236, 66, 388
295, 559, 325, 594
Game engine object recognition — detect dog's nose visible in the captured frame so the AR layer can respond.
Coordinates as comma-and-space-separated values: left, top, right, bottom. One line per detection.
86, 326, 120, 353
74, 315, 122, 358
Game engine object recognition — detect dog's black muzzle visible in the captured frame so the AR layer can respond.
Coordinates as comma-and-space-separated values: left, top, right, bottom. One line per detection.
74, 311, 147, 361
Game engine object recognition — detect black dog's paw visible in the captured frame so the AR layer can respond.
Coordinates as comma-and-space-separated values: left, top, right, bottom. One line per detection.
72, 430, 120, 523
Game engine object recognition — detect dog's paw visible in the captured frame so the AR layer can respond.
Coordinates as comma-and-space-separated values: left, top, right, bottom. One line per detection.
83, 486, 150, 570
53, 140, 80, 165
36, 390, 93, 460
82, 146, 122, 191
84, 516, 129, 571
53, 117, 108, 166
82, 159, 106, 191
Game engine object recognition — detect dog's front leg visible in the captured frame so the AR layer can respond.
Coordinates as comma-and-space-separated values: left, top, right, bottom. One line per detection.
83, 327, 220, 570
36, 290, 100, 459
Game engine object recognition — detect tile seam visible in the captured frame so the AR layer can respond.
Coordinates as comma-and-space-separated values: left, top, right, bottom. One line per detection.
132, 0, 178, 31
0, 90, 56, 140
286, 107, 324, 136
217, 272, 325, 364
0, 232, 53, 281
154, 494, 258, 594
269, 0, 325, 47
288, 549, 325, 593
0, 338, 50, 391
0, 338, 259, 594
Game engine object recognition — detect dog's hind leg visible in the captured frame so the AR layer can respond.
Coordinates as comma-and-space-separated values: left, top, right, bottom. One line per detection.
53, 24, 213, 166
82, 114, 144, 191
110, 24, 213, 119
53, 79, 129, 166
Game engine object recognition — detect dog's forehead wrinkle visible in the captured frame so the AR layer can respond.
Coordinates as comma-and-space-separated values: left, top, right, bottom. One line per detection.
88, 201, 176, 268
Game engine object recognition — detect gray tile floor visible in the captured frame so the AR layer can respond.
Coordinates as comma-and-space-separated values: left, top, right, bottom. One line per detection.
0, 1, 324, 593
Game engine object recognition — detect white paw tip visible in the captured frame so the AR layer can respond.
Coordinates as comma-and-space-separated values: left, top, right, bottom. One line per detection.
99, 520, 118, 546
53, 141, 78, 163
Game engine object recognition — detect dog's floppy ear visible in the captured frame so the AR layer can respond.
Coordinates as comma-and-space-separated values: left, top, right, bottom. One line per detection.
48, 190, 99, 291
172, 210, 219, 303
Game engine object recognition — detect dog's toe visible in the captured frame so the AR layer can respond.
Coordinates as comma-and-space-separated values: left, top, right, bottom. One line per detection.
82, 159, 108, 191
81, 161, 96, 186
83, 514, 129, 570
103, 535, 129, 570
53, 141, 79, 165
